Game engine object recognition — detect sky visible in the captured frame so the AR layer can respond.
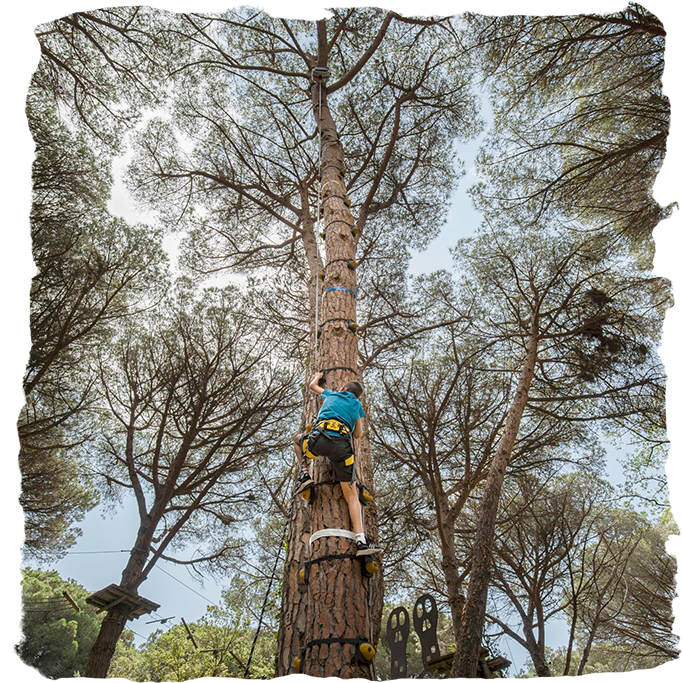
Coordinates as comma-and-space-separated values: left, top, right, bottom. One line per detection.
21, 14, 680, 677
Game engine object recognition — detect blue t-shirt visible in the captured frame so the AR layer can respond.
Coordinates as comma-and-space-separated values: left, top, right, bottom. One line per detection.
317, 389, 365, 436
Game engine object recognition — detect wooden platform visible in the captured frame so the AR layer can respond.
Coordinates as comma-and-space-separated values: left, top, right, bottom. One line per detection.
426, 648, 512, 678
85, 584, 160, 620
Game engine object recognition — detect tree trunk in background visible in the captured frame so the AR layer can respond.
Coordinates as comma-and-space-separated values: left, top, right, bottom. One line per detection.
274, 209, 320, 676
276, 22, 383, 677
84, 534, 152, 676
453, 321, 539, 678
526, 632, 552, 677
441, 532, 466, 643
84, 603, 132, 677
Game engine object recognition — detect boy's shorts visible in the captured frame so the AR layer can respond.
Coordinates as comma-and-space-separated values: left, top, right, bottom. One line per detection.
300, 429, 355, 483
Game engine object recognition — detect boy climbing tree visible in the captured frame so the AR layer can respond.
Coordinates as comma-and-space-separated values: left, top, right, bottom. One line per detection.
294, 372, 381, 556
108, 8, 479, 678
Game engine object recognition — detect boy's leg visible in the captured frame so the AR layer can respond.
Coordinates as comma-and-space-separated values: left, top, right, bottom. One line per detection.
340, 480, 363, 535
293, 433, 304, 468
293, 434, 313, 494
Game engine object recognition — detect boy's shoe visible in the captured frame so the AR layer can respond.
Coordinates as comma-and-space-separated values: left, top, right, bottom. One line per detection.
295, 469, 313, 495
356, 539, 382, 556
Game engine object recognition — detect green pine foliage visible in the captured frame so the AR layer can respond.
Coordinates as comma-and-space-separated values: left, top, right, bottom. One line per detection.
18, 569, 103, 678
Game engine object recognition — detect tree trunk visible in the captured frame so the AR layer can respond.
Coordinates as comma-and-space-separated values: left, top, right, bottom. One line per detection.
84, 603, 132, 677
521, 616, 551, 677
442, 549, 465, 643
277, 24, 383, 677
576, 620, 598, 675
453, 322, 539, 678
85, 523, 155, 676
274, 212, 320, 676
436, 490, 465, 642
275, 495, 312, 675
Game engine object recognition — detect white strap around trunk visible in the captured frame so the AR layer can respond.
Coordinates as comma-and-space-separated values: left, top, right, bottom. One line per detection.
309, 528, 357, 546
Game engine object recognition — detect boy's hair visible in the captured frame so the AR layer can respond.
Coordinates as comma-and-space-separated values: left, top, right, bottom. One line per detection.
343, 381, 363, 398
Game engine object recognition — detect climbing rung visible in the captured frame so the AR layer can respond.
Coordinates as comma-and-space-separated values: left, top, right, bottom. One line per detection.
309, 528, 357, 546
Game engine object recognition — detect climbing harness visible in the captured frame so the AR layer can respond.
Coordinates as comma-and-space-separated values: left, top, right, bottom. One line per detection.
317, 418, 352, 436
301, 418, 353, 462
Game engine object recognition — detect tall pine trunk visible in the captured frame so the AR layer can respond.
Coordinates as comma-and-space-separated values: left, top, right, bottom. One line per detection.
84, 523, 155, 677
453, 319, 539, 678
275, 22, 383, 678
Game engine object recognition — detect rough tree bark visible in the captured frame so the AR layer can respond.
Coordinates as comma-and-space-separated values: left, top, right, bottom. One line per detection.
275, 20, 383, 678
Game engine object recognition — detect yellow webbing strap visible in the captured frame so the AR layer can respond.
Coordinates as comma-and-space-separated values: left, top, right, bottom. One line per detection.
345, 455, 354, 466
302, 435, 317, 459
319, 419, 351, 436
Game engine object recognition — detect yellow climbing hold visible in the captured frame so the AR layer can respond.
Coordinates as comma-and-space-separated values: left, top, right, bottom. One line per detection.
359, 643, 376, 662
294, 656, 302, 672
302, 488, 312, 500
364, 560, 379, 574
299, 568, 306, 581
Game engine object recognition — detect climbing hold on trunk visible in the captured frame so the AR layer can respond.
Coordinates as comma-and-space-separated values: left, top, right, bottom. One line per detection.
311, 66, 330, 81
364, 558, 379, 575
294, 656, 302, 672
357, 642, 376, 663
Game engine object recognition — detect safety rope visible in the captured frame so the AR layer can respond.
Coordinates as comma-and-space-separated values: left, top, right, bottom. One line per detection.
313, 68, 324, 368
244, 481, 297, 678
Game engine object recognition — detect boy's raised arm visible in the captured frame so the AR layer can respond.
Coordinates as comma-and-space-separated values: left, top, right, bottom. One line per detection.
354, 417, 364, 438
309, 371, 325, 395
